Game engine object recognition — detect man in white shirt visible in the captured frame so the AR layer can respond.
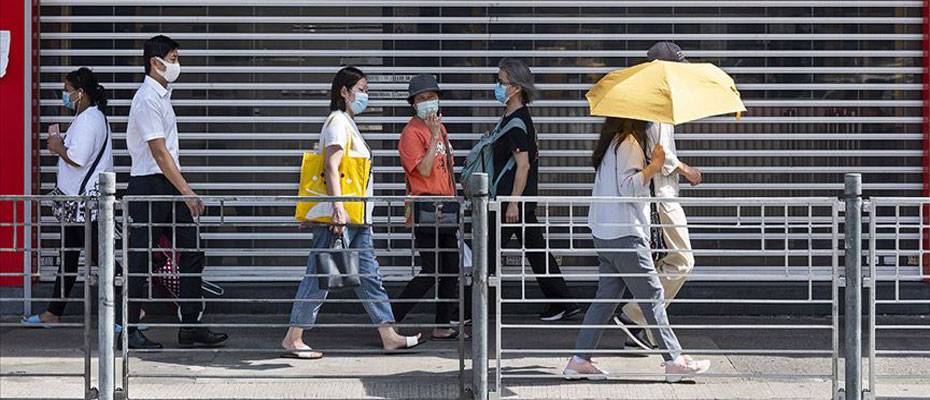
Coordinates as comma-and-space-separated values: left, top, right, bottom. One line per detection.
615, 42, 703, 349
123, 35, 227, 349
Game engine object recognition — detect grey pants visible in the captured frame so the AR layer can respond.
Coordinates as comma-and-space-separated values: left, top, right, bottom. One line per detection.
574, 235, 683, 362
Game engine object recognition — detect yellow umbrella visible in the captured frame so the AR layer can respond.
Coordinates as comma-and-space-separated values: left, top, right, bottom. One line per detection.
586, 60, 746, 125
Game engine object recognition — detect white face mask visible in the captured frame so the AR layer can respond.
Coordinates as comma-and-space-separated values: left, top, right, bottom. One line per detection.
155, 57, 181, 83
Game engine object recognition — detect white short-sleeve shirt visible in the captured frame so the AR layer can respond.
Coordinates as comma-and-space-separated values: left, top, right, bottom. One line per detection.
319, 110, 375, 222
126, 76, 180, 176
646, 122, 682, 198
56, 106, 114, 195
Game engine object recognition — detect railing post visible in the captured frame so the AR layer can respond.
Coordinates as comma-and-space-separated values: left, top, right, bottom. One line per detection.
467, 173, 489, 400
83, 202, 95, 400
842, 173, 863, 400
97, 172, 116, 400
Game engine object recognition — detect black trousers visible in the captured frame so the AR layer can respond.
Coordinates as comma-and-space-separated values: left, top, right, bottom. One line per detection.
126, 174, 205, 324
488, 205, 573, 307
393, 226, 461, 324
47, 222, 98, 316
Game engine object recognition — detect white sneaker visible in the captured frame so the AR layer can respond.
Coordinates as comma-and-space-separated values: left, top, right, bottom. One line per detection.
563, 357, 609, 381
663, 355, 710, 383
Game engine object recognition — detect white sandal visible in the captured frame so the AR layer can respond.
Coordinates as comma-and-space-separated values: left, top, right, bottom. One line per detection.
281, 345, 323, 360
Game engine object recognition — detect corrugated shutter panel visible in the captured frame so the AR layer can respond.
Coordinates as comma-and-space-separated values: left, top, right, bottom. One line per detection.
37, 1, 924, 281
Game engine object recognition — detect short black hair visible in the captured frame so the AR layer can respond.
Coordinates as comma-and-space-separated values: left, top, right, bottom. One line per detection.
143, 35, 180, 75
329, 66, 366, 112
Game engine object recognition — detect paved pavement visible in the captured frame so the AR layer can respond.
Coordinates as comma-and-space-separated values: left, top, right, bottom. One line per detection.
1, 314, 928, 399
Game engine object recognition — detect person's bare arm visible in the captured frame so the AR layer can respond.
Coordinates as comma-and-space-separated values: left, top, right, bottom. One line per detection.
47, 124, 82, 168
415, 137, 441, 177
656, 123, 701, 185
414, 113, 443, 177
509, 151, 530, 198
505, 151, 530, 222
47, 134, 82, 168
323, 145, 344, 199
323, 144, 349, 234
640, 144, 666, 185
679, 162, 703, 186
147, 138, 204, 217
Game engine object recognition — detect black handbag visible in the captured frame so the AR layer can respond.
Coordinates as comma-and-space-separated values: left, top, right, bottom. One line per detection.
316, 234, 361, 291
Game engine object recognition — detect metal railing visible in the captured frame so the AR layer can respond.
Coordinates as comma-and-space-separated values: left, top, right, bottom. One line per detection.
487, 191, 845, 397
865, 196, 930, 400
3, 172, 927, 400
0, 194, 98, 399
113, 186, 471, 399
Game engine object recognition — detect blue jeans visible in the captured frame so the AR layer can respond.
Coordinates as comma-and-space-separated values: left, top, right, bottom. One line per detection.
289, 226, 395, 327
574, 235, 683, 362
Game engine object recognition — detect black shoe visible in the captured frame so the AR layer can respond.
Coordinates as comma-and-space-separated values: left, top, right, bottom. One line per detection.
612, 313, 654, 351
122, 328, 163, 350
178, 327, 228, 348
563, 304, 582, 320
626, 329, 658, 350
539, 304, 581, 322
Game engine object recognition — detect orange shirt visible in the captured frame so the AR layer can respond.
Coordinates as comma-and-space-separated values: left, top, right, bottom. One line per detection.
398, 117, 455, 196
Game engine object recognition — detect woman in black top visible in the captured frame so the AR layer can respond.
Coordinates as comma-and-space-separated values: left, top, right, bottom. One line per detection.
491, 58, 579, 321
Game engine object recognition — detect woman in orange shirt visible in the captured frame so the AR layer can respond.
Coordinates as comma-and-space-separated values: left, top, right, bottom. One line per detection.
393, 74, 464, 340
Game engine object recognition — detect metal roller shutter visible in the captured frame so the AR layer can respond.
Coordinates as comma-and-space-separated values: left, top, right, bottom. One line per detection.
36, 1, 925, 281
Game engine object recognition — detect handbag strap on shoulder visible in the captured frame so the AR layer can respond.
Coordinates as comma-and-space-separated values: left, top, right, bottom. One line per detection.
77, 114, 110, 195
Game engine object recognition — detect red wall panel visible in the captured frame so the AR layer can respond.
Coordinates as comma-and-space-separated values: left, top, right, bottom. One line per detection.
0, 0, 27, 287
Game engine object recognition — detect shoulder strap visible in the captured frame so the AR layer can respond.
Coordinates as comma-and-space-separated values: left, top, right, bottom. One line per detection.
490, 116, 527, 141
78, 114, 110, 195
635, 136, 658, 197
444, 135, 456, 195
487, 117, 527, 196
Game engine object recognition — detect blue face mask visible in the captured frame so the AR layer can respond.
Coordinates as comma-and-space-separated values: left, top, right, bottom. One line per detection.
62, 90, 77, 110
494, 82, 510, 104
350, 91, 368, 115
415, 99, 439, 119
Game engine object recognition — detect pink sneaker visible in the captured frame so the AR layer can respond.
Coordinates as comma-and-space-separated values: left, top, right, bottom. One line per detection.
663, 355, 710, 383
563, 357, 609, 381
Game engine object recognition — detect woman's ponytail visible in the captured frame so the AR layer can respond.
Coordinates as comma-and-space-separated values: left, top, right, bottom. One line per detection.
65, 67, 108, 114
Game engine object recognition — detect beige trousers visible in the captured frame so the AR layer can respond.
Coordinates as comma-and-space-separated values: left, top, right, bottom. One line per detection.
621, 202, 695, 336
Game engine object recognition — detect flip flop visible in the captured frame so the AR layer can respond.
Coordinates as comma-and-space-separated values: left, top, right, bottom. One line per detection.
281, 345, 324, 360
385, 335, 425, 353
402, 335, 424, 348
21, 315, 50, 328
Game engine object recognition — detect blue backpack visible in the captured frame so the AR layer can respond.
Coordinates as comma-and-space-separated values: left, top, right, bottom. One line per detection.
461, 117, 527, 198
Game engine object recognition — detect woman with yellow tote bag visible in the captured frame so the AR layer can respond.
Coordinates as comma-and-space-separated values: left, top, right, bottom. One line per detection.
282, 67, 422, 360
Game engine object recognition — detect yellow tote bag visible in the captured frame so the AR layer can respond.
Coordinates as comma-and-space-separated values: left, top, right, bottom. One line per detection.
295, 117, 372, 224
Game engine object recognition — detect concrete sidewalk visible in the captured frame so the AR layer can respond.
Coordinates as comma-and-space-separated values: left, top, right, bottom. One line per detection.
1, 314, 928, 400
